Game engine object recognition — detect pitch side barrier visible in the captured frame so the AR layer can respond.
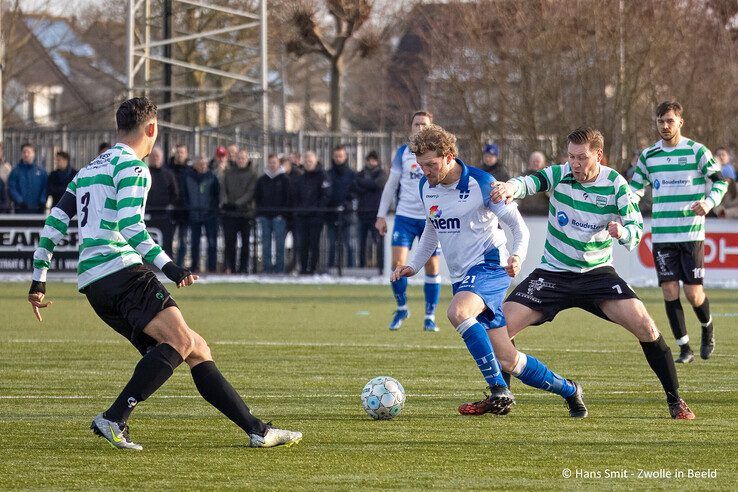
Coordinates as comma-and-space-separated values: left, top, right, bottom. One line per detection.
0, 205, 383, 276
380, 216, 738, 289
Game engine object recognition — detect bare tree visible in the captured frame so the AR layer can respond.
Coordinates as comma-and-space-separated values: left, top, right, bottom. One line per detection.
402, 0, 738, 169
285, 0, 378, 132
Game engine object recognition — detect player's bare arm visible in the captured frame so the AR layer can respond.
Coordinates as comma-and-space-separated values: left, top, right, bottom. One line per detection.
690, 199, 712, 216
607, 221, 624, 239
374, 217, 387, 235
390, 265, 416, 282
491, 181, 516, 205
505, 255, 522, 278
28, 281, 52, 322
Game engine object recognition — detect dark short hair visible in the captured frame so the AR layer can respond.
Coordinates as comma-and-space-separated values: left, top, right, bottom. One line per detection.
175, 143, 187, 150
267, 154, 278, 160
366, 150, 379, 160
98, 142, 110, 152
656, 100, 683, 118
116, 97, 157, 133
21, 142, 34, 151
567, 127, 604, 152
332, 145, 346, 153
56, 151, 70, 161
412, 110, 433, 123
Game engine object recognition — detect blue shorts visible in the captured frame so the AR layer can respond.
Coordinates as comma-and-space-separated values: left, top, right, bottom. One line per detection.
452, 262, 511, 330
391, 215, 440, 255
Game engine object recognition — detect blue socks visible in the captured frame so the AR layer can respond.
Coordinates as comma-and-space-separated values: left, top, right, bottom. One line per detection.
512, 353, 576, 398
391, 276, 408, 308
457, 318, 507, 388
424, 274, 440, 319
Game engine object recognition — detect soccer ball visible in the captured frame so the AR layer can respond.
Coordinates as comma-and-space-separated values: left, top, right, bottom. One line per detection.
361, 376, 406, 420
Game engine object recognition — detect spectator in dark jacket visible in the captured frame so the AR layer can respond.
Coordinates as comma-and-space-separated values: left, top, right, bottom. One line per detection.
185, 156, 220, 273
518, 151, 550, 216
221, 149, 257, 274
352, 150, 387, 269
0, 177, 7, 212
479, 143, 510, 182
326, 145, 356, 268
8, 143, 47, 213
146, 146, 179, 258
293, 151, 331, 274
167, 143, 192, 265
281, 156, 302, 273
47, 151, 76, 207
255, 154, 291, 273
0, 144, 9, 212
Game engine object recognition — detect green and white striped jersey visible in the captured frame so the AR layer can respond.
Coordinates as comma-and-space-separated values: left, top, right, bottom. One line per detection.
511, 163, 642, 273
32, 143, 172, 289
629, 137, 727, 243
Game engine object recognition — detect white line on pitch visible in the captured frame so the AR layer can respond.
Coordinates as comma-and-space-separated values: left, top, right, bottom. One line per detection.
1, 388, 735, 400
2, 338, 736, 358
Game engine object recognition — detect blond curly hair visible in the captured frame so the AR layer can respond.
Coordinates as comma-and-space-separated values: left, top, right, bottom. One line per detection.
409, 124, 458, 158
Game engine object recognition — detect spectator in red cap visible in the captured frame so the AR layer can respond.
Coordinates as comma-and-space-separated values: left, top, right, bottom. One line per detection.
210, 146, 232, 182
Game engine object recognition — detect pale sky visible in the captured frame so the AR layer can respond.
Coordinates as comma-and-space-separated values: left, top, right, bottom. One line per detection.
19, 0, 102, 15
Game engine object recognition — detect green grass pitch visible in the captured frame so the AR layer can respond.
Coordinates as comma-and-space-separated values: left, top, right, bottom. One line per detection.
0, 282, 736, 489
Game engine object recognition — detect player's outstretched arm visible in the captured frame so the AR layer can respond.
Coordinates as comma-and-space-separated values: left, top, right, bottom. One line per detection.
693, 146, 728, 216
113, 161, 198, 287
611, 179, 643, 251
490, 181, 517, 204
405, 218, 439, 276
375, 169, 401, 235
28, 189, 77, 321
492, 200, 530, 277
390, 265, 416, 282
492, 166, 560, 204
628, 152, 651, 204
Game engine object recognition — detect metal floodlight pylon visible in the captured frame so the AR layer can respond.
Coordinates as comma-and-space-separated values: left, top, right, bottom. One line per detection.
125, 0, 268, 163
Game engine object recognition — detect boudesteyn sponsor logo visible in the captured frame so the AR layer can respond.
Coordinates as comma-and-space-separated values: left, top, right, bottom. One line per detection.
571, 218, 601, 231
659, 178, 689, 188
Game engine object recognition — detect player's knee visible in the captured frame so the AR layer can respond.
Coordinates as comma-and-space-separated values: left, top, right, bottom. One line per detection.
446, 305, 470, 327
167, 326, 196, 358
189, 337, 212, 362
684, 288, 703, 306
637, 315, 659, 342
661, 282, 680, 301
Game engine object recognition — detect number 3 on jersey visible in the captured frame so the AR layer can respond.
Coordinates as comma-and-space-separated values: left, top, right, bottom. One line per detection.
80, 192, 91, 227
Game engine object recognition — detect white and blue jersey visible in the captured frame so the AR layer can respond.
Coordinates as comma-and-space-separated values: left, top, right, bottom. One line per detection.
377, 144, 426, 222
392, 144, 427, 219
378, 143, 440, 252
407, 160, 529, 329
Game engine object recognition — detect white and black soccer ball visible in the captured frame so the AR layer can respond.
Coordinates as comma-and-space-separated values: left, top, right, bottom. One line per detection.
361, 376, 406, 420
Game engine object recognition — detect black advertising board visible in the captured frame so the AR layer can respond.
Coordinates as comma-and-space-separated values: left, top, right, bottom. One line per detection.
0, 214, 161, 272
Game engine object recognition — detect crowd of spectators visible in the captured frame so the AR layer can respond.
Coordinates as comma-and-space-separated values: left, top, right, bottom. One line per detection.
3, 140, 738, 274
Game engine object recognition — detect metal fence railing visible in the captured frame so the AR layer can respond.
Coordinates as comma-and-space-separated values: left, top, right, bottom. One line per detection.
2, 128, 551, 174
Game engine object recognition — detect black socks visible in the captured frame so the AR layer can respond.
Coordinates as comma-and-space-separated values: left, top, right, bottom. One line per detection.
105, 343, 183, 424
693, 298, 712, 326
191, 361, 267, 436
640, 335, 680, 404
664, 299, 689, 349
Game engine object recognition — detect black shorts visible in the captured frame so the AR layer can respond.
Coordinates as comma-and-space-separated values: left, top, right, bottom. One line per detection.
82, 264, 177, 355
506, 266, 639, 325
652, 241, 704, 285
